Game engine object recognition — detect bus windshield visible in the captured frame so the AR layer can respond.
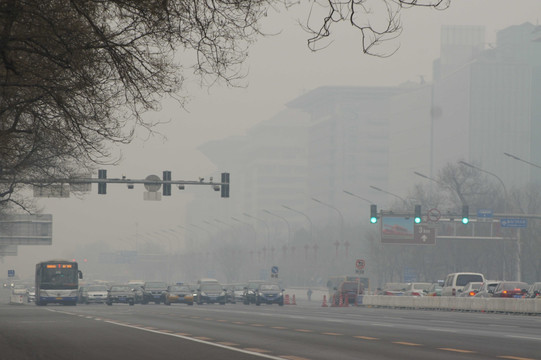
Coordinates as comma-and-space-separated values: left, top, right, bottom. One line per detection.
38, 268, 78, 289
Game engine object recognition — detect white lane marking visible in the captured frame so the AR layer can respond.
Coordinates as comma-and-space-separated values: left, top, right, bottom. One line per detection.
505, 335, 541, 341
103, 320, 287, 360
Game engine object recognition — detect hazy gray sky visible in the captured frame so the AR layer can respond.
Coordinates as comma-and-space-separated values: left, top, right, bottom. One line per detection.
3, 0, 540, 279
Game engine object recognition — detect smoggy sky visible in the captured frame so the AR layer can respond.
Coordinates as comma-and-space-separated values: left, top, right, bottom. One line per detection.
3, 0, 540, 280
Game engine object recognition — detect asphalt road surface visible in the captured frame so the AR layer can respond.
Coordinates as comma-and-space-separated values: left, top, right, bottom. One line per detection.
1, 289, 540, 360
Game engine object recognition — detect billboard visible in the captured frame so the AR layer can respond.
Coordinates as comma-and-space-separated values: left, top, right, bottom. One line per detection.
0, 214, 52, 245
380, 216, 436, 245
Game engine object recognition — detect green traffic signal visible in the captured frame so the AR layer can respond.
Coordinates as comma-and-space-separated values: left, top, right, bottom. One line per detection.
370, 204, 378, 224
414, 204, 421, 224
461, 205, 469, 224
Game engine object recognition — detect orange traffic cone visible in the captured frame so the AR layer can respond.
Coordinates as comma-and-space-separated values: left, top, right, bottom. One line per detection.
338, 294, 344, 307
321, 295, 328, 307
291, 294, 296, 305
330, 294, 337, 307
343, 294, 349, 307
284, 294, 290, 305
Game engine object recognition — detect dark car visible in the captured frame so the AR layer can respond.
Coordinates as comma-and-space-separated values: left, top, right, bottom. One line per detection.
142, 281, 168, 304
243, 280, 265, 305
255, 283, 284, 306
163, 285, 194, 305
492, 281, 529, 298
106, 285, 135, 306
196, 282, 226, 305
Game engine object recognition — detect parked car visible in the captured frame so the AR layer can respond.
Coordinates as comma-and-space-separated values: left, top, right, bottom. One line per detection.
458, 282, 483, 297
492, 281, 529, 298
142, 281, 168, 304
426, 283, 442, 296
441, 272, 485, 296
526, 282, 541, 298
106, 284, 135, 306
84, 285, 109, 304
196, 282, 226, 305
255, 283, 284, 306
403, 282, 432, 296
474, 280, 501, 298
243, 280, 266, 305
163, 285, 194, 305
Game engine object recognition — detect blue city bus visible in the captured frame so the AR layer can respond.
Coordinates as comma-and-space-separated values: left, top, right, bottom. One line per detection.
35, 260, 83, 306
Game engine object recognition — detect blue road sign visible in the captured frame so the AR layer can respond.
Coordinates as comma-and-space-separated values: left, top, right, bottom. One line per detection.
477, 209, 493, 218
7, 269, 15, 277
271, 266, 279, 274
500, 218, 527, 228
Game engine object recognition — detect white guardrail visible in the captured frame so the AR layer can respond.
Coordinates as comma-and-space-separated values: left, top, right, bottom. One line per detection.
359, 295, 541, 314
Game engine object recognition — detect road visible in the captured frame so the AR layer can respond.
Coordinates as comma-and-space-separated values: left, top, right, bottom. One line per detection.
1, 289, 540, 360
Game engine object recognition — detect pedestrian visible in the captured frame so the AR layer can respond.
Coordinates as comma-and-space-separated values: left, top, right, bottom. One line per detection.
307, 288, 313, 301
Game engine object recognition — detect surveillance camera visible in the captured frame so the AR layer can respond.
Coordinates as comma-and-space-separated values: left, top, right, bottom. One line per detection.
127, 184, 134, 189
213, 185, 220, 191
178, 185, 185, 190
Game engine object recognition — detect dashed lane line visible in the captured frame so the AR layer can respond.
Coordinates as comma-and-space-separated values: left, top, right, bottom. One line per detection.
438, 348, 476, 354
393, 342, 422, 347
354, 336, 379, 340
498, 356, 536, 360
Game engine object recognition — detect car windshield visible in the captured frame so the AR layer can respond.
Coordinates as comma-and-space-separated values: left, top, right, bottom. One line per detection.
110, 285, 130, 292
169, 286, 189, 292
468, 283, 482, 290
456, 275, 483, 286
201, 284, 222, 292
88, 285, 107, 291
146, 282, 167, 289
260, 284, 280, 291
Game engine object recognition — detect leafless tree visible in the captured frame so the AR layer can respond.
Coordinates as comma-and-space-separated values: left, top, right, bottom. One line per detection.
0, 0, 449, 211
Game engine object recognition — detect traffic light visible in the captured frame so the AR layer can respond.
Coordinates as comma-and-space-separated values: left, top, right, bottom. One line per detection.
162, 170, 171, 196
98, 169, 107, 194
370, 204, 378, 224
414, 205, 422, 224
220, 172, 230, 198
461, 205, 469, 224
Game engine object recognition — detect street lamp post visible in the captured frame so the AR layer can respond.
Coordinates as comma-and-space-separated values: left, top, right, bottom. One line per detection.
369, 185, 408, 207
282, 205, 313, 245
262, 209, 291, 246
343, 190, 373, 204
414, 171, 467, 205
311, 197, 344, 249
242, 213, 270, 249
458, 161, 517, 280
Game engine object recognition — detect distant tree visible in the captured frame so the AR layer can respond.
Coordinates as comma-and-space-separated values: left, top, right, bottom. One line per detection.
0, 0, 449, 210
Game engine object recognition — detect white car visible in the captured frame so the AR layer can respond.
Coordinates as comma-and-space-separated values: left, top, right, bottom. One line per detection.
458, 282, 483, 297
84, 285, 109, 304
403, 282, 432, 296
12, 284, 28, 295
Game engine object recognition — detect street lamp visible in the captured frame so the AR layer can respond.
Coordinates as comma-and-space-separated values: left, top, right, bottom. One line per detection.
242, 213, 270, 248
369, 185, 408, 207
504, 152, 541, 170
282, 205, 313, 245
458, 160, 518, 280
311, 197, 344, 245
231, 216, 257, 242
262, 209, 291, 246
414, 171, 467, 206
343, 190, 373, 204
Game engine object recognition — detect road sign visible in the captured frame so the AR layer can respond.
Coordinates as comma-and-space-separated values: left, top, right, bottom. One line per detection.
477, 209, 493, 218
413, 224, 436, 245
500, 218, 527, 228
144, 174, 162, 192
355, 259, 365, 270
271, 266, 279, 274
8, 270, 14, 277
427, 208, 441, 222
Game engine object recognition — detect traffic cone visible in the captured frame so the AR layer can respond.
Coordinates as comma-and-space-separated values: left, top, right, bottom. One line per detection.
338, 294, 343, 307
322, 295, 328, 307
291, 294, 296, 305
284, 294, 290, 305
330, 294, 337, 307
343, 294, 349, 307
